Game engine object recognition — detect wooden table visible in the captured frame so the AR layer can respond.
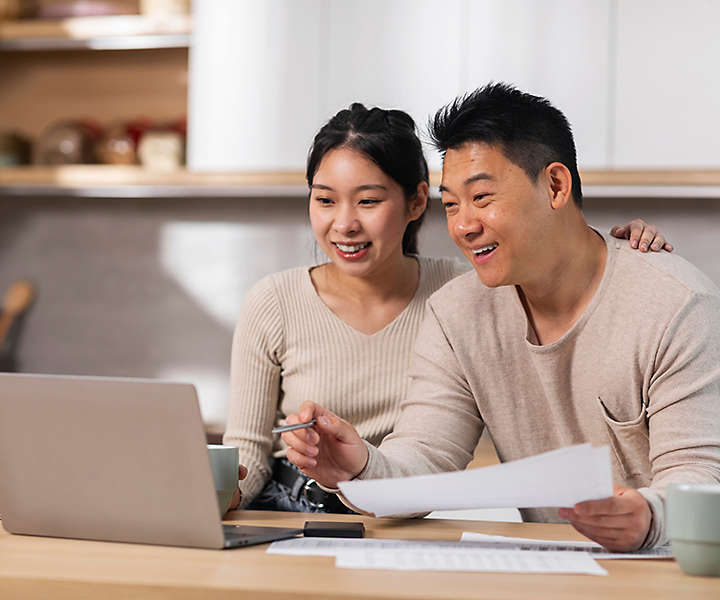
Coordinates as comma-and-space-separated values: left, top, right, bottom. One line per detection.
1, 510, 717, 599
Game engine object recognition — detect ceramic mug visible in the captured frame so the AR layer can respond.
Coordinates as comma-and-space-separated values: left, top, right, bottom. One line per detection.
666, 483, 720, 577
207, 444, 239, 516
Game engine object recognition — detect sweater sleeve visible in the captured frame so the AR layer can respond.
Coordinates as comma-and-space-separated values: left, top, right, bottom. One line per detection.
639, 291, 720, 548
223, 276, 285, 506
360, 299, 485, 480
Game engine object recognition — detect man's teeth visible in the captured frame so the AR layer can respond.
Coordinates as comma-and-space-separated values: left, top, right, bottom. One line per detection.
335, 243, 370, 253
473, 243, 498, 255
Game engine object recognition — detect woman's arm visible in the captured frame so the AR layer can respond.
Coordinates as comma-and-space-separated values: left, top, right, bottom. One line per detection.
223, 276, 285, 508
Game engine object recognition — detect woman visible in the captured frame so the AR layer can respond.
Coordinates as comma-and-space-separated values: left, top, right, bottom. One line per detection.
223, 103, 671, 513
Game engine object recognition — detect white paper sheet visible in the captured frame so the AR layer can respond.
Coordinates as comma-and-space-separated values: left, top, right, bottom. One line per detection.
335, 548, 607, 575
338, 444, 613, 517
460, 532, 673, 559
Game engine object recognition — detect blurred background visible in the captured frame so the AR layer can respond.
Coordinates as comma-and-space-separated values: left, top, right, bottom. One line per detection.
1, 0, 718, 436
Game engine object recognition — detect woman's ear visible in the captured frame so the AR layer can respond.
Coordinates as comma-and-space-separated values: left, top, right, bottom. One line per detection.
545, 163, 573, 210
408, 181, 429, 221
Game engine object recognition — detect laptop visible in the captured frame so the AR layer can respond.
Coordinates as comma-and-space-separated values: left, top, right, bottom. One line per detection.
0, 373, 302, 549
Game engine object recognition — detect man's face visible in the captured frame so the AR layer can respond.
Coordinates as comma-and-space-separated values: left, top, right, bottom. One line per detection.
440, 142, 554, 288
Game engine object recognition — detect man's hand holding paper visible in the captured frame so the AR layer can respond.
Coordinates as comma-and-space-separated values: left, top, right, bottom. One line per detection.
558, 484, 652, 552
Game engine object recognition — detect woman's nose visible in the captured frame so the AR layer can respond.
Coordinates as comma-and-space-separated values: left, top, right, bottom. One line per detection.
333, 206, 360, 234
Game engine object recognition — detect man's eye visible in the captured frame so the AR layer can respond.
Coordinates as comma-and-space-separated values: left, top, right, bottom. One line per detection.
474, 194, 491, 205
442, 202, 457, 212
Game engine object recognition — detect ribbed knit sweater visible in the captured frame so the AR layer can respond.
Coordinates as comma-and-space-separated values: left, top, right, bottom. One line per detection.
223, 256, 467, 506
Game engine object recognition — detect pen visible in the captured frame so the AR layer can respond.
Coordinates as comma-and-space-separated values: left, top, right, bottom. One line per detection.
271, 419, 317, 435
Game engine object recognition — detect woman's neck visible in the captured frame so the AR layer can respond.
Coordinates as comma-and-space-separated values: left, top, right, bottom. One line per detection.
317, 253, 419, 306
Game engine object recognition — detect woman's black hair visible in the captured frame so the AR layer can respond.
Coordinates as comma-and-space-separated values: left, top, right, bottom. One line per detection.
306, 103, 429, 255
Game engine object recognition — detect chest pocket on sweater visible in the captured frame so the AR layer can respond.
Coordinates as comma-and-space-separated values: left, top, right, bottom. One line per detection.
596, 396, 651, 486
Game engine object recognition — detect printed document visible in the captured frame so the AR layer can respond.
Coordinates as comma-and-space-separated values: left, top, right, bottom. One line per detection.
338, 444, 612, 517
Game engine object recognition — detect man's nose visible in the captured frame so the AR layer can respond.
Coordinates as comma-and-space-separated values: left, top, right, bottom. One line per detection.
454, 206, 483, 238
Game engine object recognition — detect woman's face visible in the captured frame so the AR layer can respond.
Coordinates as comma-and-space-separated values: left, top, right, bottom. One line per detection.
309, 147, 424, 279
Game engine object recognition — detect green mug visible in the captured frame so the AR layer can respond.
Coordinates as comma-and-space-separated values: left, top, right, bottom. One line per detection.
667, 483, 720, 577
207, 444, 239, 516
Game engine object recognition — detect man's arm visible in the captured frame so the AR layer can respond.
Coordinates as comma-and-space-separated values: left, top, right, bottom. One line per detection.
283, 301, 484, 490
360, 301, 485, 480
561, 291, 720, 550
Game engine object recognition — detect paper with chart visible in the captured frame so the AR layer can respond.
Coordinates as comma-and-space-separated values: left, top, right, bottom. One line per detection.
337, 444, 612, 517
460, 532, 673, 559
335, 548, 607, 575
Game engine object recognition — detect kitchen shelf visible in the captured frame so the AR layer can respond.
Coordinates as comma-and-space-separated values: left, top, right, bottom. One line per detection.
2, 166, 720, 199
0, 166, 308, 198
0, 14, 191, 51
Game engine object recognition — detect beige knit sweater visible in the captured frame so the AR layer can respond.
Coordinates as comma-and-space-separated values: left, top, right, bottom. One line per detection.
357, 237, 720, 548
223, 256, 467, 506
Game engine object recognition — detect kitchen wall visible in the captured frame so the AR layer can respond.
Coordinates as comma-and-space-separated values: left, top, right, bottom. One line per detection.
1, 194, 717, 427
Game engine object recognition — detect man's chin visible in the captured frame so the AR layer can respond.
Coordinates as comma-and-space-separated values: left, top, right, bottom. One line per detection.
472, 267, 508, 289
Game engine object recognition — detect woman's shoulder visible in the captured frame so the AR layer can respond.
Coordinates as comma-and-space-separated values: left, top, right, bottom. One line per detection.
248, 265, 312, 295
241, 265, 314, 312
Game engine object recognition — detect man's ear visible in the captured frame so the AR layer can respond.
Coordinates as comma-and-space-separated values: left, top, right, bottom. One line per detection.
545, 162, 573, 209
408, 180, 429, 221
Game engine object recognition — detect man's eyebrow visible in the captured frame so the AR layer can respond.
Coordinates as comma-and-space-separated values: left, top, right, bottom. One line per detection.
464, 172, 494, 185
438, 172, 494, 194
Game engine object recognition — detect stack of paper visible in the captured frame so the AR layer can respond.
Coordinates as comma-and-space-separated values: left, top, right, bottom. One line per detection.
338, 444, 612, 517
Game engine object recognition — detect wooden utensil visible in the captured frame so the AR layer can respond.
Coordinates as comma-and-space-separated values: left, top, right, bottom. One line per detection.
0, 280, 35, 347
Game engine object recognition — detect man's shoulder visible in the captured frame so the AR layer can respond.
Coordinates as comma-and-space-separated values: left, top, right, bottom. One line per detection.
427, 267, 511, 313
614, 243, 719, 299
419, 255, 471, 284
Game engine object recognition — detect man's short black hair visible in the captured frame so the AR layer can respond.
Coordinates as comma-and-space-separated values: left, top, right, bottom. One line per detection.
429, 82, 583, 208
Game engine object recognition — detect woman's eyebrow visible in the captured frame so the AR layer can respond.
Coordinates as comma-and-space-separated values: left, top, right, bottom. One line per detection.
354, 184, 387, 192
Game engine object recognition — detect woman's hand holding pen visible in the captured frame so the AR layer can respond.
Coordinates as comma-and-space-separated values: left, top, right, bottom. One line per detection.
282, 401, 368, 488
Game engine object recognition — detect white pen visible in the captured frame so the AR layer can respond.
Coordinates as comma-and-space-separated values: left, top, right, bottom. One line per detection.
271, 419, 317, 435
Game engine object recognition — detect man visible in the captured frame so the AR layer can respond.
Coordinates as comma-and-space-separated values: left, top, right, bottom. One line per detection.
282, 83, 720, 551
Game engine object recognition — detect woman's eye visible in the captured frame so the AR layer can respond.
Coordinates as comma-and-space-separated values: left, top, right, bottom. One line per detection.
359, 198, 380, 205
316, 197, 333, 205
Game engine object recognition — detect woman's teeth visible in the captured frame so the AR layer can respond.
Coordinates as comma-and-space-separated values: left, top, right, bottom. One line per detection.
473, 242, 498, 255
335, 242, 370, 253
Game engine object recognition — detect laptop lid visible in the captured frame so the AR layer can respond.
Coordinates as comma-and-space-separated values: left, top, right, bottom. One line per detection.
0, 373, 226, 549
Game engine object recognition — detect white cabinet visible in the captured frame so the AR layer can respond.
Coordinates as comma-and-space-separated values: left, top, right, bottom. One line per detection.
189, 0, 464, 172
464, 0, 612, 168
189, 0, 719, 172
322, 0, 464, 171
188, 0, 328, 171
613, 0, 720, 167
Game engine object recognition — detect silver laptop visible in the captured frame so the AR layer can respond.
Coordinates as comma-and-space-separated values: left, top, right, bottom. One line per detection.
0, 373, 302, 549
